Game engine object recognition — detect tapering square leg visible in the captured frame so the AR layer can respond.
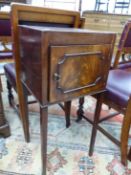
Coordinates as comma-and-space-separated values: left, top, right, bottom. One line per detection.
40, 106, 48, 175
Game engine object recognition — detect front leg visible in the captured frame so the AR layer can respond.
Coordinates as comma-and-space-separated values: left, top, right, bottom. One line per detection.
40, 106, 48, 175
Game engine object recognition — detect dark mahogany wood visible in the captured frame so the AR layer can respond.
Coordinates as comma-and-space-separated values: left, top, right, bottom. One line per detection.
19, 26, 115, 106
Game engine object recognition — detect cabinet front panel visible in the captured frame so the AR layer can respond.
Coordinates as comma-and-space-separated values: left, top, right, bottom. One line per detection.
49, 44, 111, 102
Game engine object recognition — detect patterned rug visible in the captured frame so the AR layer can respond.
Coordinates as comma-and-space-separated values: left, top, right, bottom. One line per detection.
0, 75, 131, 175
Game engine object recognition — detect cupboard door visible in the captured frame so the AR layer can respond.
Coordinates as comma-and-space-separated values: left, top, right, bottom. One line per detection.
49, 44, 111, 103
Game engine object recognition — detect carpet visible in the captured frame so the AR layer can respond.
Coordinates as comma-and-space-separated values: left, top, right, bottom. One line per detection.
0, 75, 131, 175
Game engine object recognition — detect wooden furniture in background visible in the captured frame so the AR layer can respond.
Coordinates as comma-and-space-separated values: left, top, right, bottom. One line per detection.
19, 25, 115, 175
5, 3, 84, 143
0, 77, 10, 137
83, 11, 131, 52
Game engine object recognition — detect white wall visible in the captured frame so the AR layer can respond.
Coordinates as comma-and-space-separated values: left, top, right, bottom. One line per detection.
1, 0, 131, 14
31, 0, 131, 14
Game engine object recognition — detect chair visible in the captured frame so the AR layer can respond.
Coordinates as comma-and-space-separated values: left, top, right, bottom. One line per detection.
94, 0, 110, 12
4, 3, 84, 142
89, 69, 131, 166
0, 11, 13, 73
76, 20, 131, 166
114, 0, 131, 14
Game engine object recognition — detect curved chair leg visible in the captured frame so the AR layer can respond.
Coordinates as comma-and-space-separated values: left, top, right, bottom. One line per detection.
128, 147, 131, 161
64, 101, 71, 128
121, 98, 131, 166
76, 97, 85, 122
7, 80, 14, 106
89, 93, 103, 156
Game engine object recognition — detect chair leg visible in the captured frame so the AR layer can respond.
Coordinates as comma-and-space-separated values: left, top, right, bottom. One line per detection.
128, 147, 131, 161
89, 93, 103, 156
120, 98, 131, 166
76, 97, 84, 122
64, 101, 71, 128
7, 80, 14, 106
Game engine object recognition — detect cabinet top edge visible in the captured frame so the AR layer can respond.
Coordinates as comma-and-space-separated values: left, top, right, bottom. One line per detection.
19, 25, 116, 35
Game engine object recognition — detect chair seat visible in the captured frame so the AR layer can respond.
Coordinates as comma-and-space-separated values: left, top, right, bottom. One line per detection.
4, 62, 31, 95
118, 62, 131, 70
0, 52, 13, 59
4, 63, 16, 90
106, 69, 131, 107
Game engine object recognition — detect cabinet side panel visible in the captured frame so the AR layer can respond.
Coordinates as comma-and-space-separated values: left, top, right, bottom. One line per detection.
19, 27, 42, 104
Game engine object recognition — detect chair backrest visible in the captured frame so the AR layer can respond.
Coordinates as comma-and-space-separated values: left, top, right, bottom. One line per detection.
113, 20, 131, 68
0, 11, 12, 53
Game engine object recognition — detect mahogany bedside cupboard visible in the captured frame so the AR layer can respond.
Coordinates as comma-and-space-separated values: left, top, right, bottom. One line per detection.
18, 25, 116, 175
